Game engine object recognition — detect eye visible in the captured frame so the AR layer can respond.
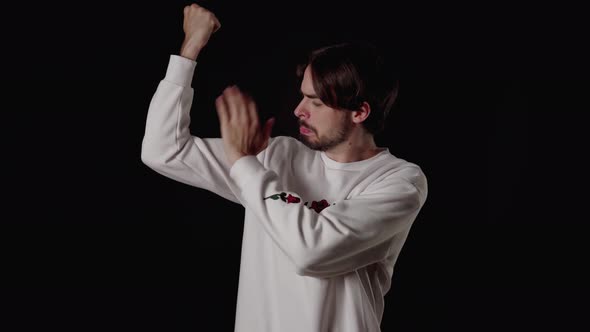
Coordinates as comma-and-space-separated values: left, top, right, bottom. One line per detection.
312, 101, 322, 107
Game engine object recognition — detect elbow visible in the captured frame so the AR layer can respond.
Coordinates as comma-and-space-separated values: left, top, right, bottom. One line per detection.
294, 261, 341, 279
141, 153, 158, 170
140, 140, 167, 170
140, 134, 187, 170
140, 144, 158, 168
141, 151, 171, 173
294, 261, 313, 277
292, 250, 316, 277
295, 268, 315, 277
141, 150, 156, 167
293, 252, 331, 278
291, 238, 350, 278
295, 264, 321, 278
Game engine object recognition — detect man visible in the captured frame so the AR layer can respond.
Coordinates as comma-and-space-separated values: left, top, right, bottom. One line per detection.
141, 3, 428, 332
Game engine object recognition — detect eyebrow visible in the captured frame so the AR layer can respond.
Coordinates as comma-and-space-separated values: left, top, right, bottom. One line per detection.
300, 90, 319, 99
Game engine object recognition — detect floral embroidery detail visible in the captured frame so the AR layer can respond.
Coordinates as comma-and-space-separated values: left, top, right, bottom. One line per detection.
264, 192, 300, 204
264, 193, 330, 213
263, 193, 282, 201
310, 199, 330, 213
286, 194, 300, 203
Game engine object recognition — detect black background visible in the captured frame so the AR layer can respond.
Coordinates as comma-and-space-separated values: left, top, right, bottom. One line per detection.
2, 1, 588, 331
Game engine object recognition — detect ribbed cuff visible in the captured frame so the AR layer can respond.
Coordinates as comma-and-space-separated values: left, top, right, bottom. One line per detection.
230, 156, 266, 189
164, 55, 197, 88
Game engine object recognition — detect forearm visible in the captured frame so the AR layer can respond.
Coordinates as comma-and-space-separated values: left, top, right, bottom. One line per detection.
230, 156, 423, 277
179, 38, 203, 61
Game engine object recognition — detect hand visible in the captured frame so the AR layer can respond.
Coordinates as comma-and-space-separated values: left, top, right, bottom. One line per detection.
180, 3, 221, 60
215, 86, 275, 166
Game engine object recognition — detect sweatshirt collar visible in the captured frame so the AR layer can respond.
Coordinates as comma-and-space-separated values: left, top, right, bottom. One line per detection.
320, 148, 390, 171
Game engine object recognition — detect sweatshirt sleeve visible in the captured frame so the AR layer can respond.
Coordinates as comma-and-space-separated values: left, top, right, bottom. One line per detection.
141, 55, 241, 204
229, 156, 428, 278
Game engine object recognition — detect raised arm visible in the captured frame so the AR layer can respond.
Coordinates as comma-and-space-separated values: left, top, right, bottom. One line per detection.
141, 4, 244, 204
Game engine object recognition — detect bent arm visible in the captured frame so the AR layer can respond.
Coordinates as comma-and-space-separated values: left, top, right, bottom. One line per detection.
229, 156, 428, 278
141, 55, 241, 203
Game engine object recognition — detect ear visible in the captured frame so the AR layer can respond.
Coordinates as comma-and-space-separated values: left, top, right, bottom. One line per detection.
351, 102, 371, 124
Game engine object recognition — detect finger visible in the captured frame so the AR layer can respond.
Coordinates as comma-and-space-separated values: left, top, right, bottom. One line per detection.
262, 117, 275, 147
245, 93, 259, 130
254, 117, 275, 152
263, 117, 275, 141
224, 86, 242, 124
232, 86, 252, 126
215, 94, 230, 124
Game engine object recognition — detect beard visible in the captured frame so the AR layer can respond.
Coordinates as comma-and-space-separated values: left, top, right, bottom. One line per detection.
298, 115, 354, 151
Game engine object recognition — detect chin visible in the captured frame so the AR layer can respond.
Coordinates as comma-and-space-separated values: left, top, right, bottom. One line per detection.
298, 134, 329, 151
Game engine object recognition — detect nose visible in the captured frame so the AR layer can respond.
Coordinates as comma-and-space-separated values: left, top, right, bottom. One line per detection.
294, 99, 309, 119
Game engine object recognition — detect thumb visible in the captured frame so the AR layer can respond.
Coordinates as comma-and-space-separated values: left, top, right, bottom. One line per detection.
257, 117, 275, 151
263, 117, 275, 142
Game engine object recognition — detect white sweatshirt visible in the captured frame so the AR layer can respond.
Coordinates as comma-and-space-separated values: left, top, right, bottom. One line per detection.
141, 55, 428, 332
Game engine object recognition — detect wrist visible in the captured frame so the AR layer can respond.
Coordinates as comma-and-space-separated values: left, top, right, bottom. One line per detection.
180, 39, 203, 61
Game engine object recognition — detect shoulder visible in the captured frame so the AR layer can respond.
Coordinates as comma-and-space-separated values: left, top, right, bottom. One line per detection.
374, 154, 428, 198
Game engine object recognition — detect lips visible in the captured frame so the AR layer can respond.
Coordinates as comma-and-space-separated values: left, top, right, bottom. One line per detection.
299, 126, 313, 135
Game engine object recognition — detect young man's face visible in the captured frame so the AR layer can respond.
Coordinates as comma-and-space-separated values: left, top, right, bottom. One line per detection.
294, 66, 354, 151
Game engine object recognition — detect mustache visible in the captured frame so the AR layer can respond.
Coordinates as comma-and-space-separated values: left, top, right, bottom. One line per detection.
298, 120, 314, 132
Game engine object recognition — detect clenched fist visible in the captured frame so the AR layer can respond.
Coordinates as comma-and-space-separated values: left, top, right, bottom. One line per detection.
180, 3, 221, 60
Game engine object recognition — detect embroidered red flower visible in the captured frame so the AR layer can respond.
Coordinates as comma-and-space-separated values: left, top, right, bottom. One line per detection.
310, 199, 330, 213
264, 192, 301, 203
286, 194, 301, 204
264, 192, 330, 214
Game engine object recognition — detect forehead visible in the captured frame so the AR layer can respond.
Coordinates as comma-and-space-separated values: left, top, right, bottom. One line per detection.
300, 66, 315, 94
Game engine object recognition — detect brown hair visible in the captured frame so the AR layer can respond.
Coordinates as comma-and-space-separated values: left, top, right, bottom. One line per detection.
296, 41, 399, 135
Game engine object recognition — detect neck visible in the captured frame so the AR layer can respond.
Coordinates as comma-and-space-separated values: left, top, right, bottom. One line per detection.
324, 127, 384, 163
